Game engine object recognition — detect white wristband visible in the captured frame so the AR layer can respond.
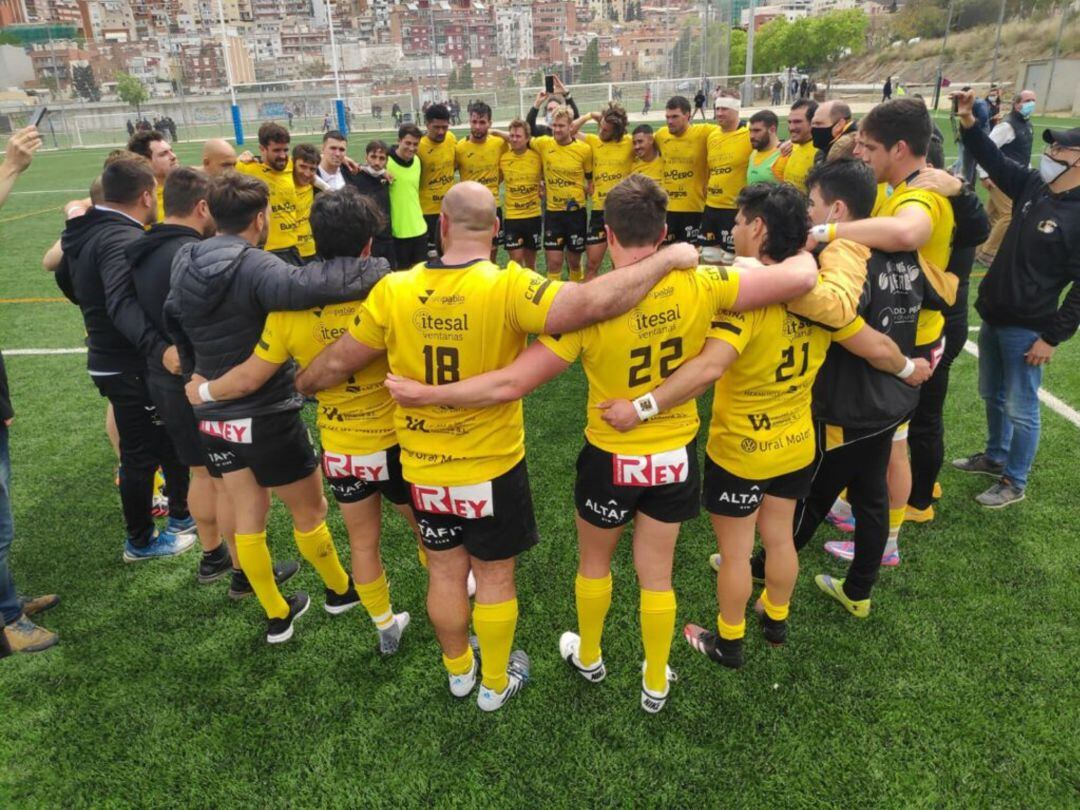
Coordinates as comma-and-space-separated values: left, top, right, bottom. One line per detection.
895, 357, 916, 380
198, 381, 215, 403
632, 392, 659, 422
809, 223, 837, 243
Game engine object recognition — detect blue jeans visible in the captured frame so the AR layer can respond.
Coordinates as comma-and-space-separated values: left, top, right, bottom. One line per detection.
0, 424, 20, 625
978, 323, 1042, 489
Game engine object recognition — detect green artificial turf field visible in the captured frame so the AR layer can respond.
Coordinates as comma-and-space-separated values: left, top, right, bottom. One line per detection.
0, 133, 1077, 807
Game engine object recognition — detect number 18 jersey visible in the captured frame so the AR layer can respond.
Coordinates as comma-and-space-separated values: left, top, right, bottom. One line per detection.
539, 266, 741, 455
350, 260, 563, 485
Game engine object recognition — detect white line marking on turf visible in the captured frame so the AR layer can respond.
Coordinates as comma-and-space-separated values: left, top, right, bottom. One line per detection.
4, 347, 86, 356
9, 189, 86, 194
963, 339, 1080, 429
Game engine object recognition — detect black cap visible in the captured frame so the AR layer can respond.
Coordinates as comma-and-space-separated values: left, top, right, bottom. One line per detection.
1043, 127, 1080, 147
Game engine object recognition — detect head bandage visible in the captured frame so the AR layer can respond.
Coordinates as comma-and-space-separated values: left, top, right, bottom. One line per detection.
714, 96, 741, 111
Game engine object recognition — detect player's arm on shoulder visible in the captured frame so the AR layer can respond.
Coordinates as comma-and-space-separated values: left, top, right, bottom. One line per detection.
785, 240, 865, 328
833, 203, 932, 253
187, 354, 282, 405
297, 332, 383, 395
730, 251, 818, 311
836, 320, 931, 386
385, 341, 569, 408
543, 242, 699, 334
600, 337, 739, 432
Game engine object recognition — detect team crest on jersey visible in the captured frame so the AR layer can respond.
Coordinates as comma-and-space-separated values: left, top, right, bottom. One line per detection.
418, 289, 436, 304
1037, 219, 1059, 234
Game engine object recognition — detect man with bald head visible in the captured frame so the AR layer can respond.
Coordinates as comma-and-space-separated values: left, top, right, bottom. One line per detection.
201, 139, 237, 176
811, 101, 857, 162
297, 180, 699, 713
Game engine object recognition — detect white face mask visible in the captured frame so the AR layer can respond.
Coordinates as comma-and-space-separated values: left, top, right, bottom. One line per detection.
1040, 150, 1078, 185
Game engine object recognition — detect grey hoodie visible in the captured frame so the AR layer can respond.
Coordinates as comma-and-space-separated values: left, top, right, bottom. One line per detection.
164, 234, 389, 420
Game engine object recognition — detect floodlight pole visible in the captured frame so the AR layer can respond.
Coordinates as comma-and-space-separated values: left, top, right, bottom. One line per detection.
932, 0, 955, 111
990, 0, 1007, 85
327, 0, 347, 133
1044, 2, 1073, 114
742, 0, 756, 103
216, 0, 243, 144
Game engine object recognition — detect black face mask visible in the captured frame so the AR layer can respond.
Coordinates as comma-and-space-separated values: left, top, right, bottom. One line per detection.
811, 125, 834, 151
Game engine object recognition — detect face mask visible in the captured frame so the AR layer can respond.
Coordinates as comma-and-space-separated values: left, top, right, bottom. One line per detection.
811, 125, 834, 151
1020, 101, 1036, 118
1039, 151, 1076, 185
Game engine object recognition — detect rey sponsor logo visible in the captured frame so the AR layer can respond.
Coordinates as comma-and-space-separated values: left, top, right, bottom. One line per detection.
322, 449, 390, 482
199, 418, 253, 444
411, 481, 494, 519
612, 447, 689, 487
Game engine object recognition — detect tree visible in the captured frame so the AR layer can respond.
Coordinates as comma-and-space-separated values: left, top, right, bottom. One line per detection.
579, 37, 605, 83
529, 68, 543, 85
72, 64, 100, 102
448, 67, 459, 90
459, 63, 474, 89
299, 60, 328, 79
0, 30, 21, 45
115, 72, 148, 116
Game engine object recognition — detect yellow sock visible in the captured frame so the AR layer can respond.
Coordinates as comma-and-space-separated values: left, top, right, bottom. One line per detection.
294, 521, 350, 595
640, 588, 676, 694
547, 270, 562, 281
760, 589, 790, 621
888, 507, 906, 547
417, 544, 428, 569
718, 614, 746, 640
568, 267, 584, 283
442, 646, 474, 677
575, 572, 613, 667
473, 598, 518, 693
235, 531, 288, 619
356, 570, 394, 630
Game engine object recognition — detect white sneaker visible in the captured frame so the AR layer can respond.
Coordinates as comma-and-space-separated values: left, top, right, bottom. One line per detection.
377, 611, 410, 656
476, 649, 530, 712
448, 638, 480, 698
709, 553, 722, 573
466, 569, 477, 599
640, 661, 677, 714
558, 631, 606, 683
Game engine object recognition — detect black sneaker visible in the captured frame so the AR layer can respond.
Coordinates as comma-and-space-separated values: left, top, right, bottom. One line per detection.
324, 577, 361, 615
267, 592, 310, 644
228, 561, 301, 600
951, 452, 1005, 477
197, 545, 232, 584
760, 613, 788, 647
683, 624, 745, 669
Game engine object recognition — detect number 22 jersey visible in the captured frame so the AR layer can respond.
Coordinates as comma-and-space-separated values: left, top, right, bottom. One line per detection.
539, 266, 741, 455
350, 260, 563, 485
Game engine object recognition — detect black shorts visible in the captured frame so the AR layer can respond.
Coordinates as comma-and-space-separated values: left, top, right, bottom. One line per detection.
544, 209, 587, 253
586, 210, 607, 246
198, 409, 318, 488
913, 334, 946, 372
269, 246, 303, 266
410, 459, 539, 561
574, 441, 700, 528
702, 456, 814, 517
503, 216, 543, 252
494, 206, 505, 248
663, 211, 702, 245
423, 213, 440, 250
372, 237, 396, 266
322, 444, 410, 506
394, 234, 429, 270
700, 206, 736, 251
146, 373, 210, 471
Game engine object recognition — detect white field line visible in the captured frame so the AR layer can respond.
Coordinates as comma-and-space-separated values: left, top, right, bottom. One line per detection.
9, 189, 87, 195
962, 339, 1080, 429
4, 347, 86, 355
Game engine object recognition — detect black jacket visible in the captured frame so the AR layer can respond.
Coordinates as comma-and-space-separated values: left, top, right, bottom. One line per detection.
962, 123, 1080, 345
164, 235, 390, 420
0, 352, 11, 422
126, 223, 203, 377
525, 96, 580, 139
57, 207, 170, 373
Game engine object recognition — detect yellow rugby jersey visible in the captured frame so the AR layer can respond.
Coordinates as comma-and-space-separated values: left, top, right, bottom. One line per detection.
873, 179, 956, 345
500, 148, 543, 220
350, 260, 563, 485
455, 136, 507, 202
294, 184, 316, 259
236, 159, 297, 251
255, 302, 395, 455
705, 125, 752, 210
418, 131, 458, 216
540, 266, 740, 455
632, 155, 665, 183
155, 185, 165, 223
654, 124, 711, 212
584, 133, 634, 211
530, 136, 593, 211
783, 140, 817, 193
707, 305, 832, 479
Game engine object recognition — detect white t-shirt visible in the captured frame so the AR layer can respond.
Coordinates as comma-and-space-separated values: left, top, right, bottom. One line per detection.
317, 165, 345, 191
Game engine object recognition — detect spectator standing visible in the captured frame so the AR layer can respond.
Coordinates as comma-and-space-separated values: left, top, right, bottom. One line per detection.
882, 77, 892, 102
